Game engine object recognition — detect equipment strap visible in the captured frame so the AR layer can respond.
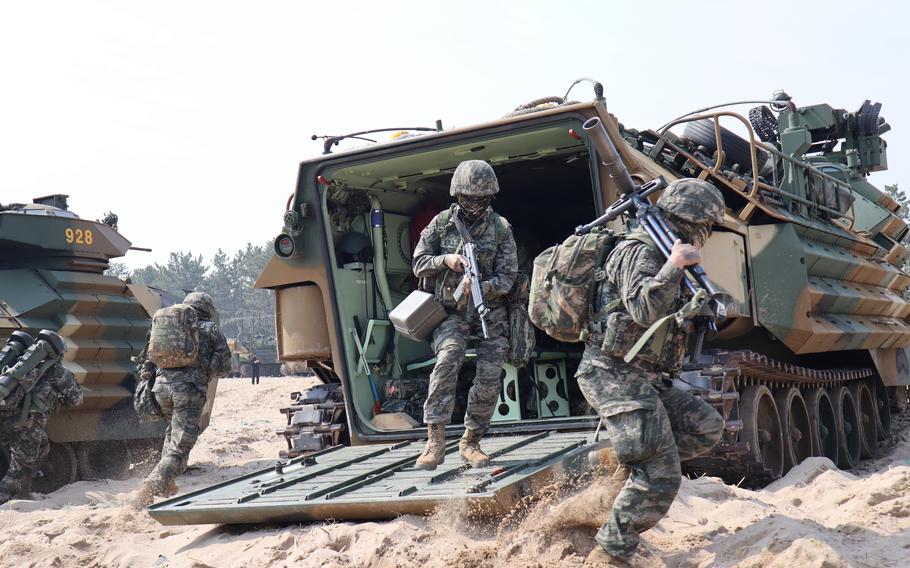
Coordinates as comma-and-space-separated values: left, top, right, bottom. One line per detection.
624, 289, 708, 364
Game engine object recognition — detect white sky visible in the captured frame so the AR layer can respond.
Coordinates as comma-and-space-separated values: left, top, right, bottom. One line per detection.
1, 0, 907, 269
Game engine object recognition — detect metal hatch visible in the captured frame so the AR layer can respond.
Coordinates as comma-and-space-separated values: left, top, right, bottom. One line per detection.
149, 431, 598, 525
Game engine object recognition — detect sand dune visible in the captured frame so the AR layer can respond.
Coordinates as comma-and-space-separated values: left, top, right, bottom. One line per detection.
1, 377, 909, 568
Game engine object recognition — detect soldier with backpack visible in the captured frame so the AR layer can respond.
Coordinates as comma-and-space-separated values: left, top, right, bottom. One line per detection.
0, 330, 82, 503
133, 291, 231, 508
411, 160, 517, 470
574, 179, 727, 564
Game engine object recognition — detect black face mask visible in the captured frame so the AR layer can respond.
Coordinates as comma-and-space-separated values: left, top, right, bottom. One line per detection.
457, 196, 491, 220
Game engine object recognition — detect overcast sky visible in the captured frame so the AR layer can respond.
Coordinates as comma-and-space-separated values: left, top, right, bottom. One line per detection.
1, 0, 906, 269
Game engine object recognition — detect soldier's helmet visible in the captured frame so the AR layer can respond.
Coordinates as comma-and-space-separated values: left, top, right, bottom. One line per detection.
656, 179, 725, 225
184, 292, 217, 321
449, 160, 500, 197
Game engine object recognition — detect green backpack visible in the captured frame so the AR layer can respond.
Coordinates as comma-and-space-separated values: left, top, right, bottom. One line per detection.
528, 229, 617, 343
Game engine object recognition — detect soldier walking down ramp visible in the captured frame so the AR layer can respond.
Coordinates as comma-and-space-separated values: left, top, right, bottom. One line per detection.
133, 292, 231, 508
0, 331, 82, 504
411, 160, 517, 470
578, 179, 726, 565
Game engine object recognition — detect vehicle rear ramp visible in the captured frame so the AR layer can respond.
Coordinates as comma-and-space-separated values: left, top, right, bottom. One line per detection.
149, 431, 598, 525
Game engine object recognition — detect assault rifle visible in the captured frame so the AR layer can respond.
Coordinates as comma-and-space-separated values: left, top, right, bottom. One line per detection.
451, 206, 491, 339
574, 117, 732, 365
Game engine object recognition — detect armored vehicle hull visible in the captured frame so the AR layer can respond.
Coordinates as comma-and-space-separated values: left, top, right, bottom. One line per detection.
252, 85, 908, 502
0, 196, 217, 492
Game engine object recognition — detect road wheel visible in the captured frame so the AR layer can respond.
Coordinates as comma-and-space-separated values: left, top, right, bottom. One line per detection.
741, 385, 784, 480
832, 385, 861, 469
874, 378, 892, 441
32, 442, 77, 494
805, 387, 839, 464
76, 440, 133, 480
850, 382, 878, 458
774, 387, 814, 472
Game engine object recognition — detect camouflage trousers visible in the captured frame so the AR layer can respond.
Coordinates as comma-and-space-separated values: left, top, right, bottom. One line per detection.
423, 306, 508, 431
576, 350, 724, 558
143, 379, 206, 493
0, 414, 49, 501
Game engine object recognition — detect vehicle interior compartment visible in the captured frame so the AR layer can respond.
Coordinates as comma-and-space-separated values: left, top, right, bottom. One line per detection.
323, 121, 601, 431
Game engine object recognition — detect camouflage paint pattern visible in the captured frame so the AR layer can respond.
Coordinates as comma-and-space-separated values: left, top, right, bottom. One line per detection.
148, 305, 201, 369
578, 366, 724, 557
579, 234, 723, 557
422, 307, 509, 430
528, 230, 615, 343
140, 314, 230, 495
412, 205, 518, 311
413, 202, 516, 430
0, 362, 82, 502
0, 202, 195, 463
449, 160, 500, 197
142, 380, 207, 494
655, 178, 725, 225
750, 222, 910, 363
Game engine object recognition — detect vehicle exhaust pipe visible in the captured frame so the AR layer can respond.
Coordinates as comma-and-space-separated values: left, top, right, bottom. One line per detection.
582, 117, 636, 195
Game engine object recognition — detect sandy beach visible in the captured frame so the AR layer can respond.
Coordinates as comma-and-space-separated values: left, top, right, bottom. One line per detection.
1, 376, 908, 568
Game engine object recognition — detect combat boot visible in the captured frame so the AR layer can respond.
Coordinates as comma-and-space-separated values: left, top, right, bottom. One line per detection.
16, 468, 33, 500
132, 482, 157, 510
458, 429, 490, 467
415, 423, 447, 470
585, 545, 633, 567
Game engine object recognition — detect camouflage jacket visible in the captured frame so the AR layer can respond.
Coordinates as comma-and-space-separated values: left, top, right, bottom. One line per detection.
157, 321, 231, 392
2, 362, 83, 418
412, 205, 518, 310
587, 235, 687, 371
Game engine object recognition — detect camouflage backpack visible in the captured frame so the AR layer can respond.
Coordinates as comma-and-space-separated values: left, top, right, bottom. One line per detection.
147, 304, 200, 369
528, 229, 617, 343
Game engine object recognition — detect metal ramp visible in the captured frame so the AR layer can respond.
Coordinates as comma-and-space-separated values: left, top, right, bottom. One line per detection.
149, 431, 598, 525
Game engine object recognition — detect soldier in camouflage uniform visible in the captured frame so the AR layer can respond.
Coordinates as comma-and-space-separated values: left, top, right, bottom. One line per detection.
133, 292, 231, 508
0, 362, 83, 503
580, 179, 727, 565
412, 160, 517, 469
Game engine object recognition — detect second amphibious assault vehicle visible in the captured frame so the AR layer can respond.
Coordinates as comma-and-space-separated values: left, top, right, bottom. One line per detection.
149, 79, 908, 526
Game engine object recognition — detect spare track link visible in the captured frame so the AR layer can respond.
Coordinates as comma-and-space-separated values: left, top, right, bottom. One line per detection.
684, 350, 875, 486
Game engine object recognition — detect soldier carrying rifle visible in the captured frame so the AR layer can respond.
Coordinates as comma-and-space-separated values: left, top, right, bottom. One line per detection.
411, 160, 518, 470
578, 178, 727, 565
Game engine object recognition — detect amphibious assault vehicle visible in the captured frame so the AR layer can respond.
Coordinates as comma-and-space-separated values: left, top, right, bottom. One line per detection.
0, 195, 216, 493
149, 82, 908, 525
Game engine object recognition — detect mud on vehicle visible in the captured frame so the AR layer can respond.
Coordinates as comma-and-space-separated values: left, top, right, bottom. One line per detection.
257, 81, 907, 487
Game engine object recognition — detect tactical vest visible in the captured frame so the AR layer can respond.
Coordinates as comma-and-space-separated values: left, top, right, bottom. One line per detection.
593, 231, 689, 371
431, 206, 510, 308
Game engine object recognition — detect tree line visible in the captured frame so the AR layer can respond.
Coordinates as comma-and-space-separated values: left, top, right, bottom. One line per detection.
108, 242, 275, 346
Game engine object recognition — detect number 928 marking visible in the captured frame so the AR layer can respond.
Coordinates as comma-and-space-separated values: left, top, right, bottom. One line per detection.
65, 228, 93, 245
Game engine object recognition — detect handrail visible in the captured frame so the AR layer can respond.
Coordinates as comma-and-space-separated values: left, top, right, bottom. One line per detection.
656, 112, 857, 226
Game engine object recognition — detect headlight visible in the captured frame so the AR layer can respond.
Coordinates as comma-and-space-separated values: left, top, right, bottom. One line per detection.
283, 210, 301, 231
274, 234, 295, 257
